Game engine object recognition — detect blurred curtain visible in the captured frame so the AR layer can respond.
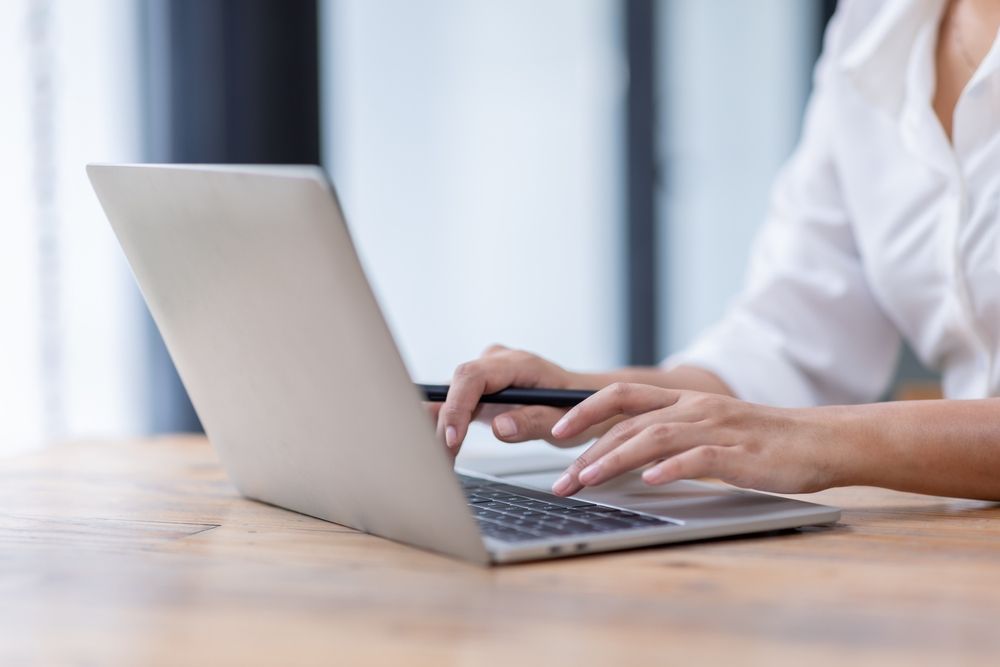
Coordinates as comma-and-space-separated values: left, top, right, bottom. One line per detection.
654, 0, 937, 395
656, 0, 824, 355
0, 0, 145, 454
320, 0, 626, 383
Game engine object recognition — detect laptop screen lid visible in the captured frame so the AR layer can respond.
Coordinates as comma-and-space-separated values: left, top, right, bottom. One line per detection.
87, 164, 488, 564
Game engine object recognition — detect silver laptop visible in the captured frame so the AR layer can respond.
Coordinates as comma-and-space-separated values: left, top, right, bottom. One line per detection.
87, 164, 840, 565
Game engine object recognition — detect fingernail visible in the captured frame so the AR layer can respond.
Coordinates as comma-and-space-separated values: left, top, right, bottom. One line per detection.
445, 426, 458, 449
494, 415, 517, 438
551, 415, 570, 437
552, 473, 572, 495
578, 462, 602, 485
642, 467, 662, 484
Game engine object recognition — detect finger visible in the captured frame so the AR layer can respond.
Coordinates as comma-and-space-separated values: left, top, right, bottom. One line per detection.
435, 403, 498, 460
482, 343, 510, 357
470, 403, 510, 425
577, 421, 703, 487
436, 351, 546, 452
491, 406, 565, 443
551, 410, 667, 495
641, 445, 734, 486
438, 396, 510, 454
551, 383, 682, 441
437, 359, 512, 450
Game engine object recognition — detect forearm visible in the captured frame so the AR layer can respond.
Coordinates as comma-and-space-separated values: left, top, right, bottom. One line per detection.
578, 365, 736, 397
832, 399, 1000, 500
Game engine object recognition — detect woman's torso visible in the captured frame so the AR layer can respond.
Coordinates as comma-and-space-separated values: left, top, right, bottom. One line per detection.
831, 0, 1000, 398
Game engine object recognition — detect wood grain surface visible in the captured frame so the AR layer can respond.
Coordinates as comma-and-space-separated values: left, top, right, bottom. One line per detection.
2, 436, 999, 666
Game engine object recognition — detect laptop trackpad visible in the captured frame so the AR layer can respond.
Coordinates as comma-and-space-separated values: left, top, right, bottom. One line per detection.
500, 470, 800, 523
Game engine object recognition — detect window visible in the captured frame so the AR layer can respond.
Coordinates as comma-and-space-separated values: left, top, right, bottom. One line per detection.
0, 0, 144, 453
321, 0, 625, 388
656, 0, 822, 353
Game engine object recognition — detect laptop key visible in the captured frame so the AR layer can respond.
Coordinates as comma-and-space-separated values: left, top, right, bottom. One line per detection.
460, 474, 675, 541
480, 492, 524, 502
544, 507, 591, 515
479, 501, 515, 511
506, 508, 551, 520
482, 484, 592, 508
475, 508, 513, 522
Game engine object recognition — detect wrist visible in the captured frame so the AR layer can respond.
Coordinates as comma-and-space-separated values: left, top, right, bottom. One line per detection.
813, 403, 887, 488
571, 370, 621, 391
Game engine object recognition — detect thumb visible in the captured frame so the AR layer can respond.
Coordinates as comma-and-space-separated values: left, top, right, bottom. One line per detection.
491, 406, 566, 443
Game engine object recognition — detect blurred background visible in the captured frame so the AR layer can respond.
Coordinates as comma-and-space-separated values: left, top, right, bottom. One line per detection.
1, 0, 932, 455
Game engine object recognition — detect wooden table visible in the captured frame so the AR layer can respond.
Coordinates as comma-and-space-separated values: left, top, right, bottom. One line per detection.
3, 437, 1000, 666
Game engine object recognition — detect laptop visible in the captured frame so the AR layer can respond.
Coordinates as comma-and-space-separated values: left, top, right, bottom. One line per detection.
87, 164, 840, 565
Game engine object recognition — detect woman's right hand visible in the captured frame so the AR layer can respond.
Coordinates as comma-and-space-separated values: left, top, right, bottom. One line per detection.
432, 344, 609, 454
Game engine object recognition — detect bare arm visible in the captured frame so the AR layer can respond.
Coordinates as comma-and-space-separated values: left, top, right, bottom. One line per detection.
435, 346, 1000, 501
835, 399, 1000, 500
547, 383, 1000, 502
432, 345, 732, 452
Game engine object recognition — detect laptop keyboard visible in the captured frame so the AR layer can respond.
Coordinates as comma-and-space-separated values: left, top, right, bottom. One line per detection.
459, 474, 674, 543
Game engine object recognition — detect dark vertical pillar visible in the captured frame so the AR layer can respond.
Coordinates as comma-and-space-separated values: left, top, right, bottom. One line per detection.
140, 0, 321, 432
819, 0, 838, 38
624, 0, 658, 365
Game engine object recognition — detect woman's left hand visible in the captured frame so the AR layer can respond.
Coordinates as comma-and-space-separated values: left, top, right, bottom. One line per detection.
548, 383, 852, 497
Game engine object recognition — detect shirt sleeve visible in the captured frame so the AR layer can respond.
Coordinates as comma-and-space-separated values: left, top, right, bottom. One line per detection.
663, 6, 901, 408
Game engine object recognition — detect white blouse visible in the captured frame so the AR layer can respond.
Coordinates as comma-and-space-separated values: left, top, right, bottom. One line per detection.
669, 0, 1000, 407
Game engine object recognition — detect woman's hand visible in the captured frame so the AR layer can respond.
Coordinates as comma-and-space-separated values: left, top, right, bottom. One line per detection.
548, 382, 849, 497
431, 345, 612, 454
